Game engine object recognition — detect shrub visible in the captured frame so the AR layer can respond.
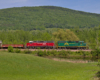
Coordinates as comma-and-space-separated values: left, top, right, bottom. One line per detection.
62, 50, 68, 57
46, 51, 51, 56
96, 71, 100, 77
23, 50, 32, 54
37, 50, 44, 56
91, 50, 97, 57
66, 50, 72, 54
58, 50, 68, 58
14, 48, 21, 53
84, 51, 91, 56
43, 50, 47, 56
8, 46, 13, 52
50, 50, 57, 56
95, 48, 100, 57
76, 50, 83, 55
32, 50, 38, 55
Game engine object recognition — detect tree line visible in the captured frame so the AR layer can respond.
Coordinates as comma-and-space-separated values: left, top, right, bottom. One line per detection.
72, 26, 100, 49
0, 29, 78, 45
0, 26, 100, 49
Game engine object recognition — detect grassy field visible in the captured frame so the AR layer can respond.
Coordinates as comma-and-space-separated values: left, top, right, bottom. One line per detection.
0, 52, 99, 80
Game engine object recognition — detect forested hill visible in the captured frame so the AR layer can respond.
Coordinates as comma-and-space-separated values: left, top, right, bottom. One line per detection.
0, 6, 100, 30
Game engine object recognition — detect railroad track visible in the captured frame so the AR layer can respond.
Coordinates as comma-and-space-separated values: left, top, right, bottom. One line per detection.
0, 49, 92, 52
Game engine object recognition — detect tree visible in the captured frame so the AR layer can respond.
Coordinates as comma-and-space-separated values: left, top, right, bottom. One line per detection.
52, 29, 79, 45
95, 25, 100, 49
42, 32, 52, 41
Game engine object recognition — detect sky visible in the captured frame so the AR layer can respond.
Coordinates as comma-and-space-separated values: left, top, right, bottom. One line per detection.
0, 0, 100, 14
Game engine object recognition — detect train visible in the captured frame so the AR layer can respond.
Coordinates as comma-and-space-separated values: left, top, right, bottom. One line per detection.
0, 40, 88, 49
26, 41, 88, 49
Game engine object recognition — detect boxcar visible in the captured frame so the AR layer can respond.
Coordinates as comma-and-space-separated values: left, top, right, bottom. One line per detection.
57, 41, 87, 49
26, 41, 55, 49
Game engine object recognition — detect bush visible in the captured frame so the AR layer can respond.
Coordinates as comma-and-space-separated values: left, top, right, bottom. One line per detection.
91, 50, 97, 57
84, 51, 91, 56
96, 71, 100, 77
58, 50, 67, 58
66, 50, 72, 54
43, 50, 47, 56
95, 48, 100, 56
14, 48, 21, 53
32, 50, 38, 55
77, 50, 84, 55
23, 50, 32, 54
46, 51, 51, 56
50, 50, 57, 56
37, 50, 44, 56
8, 46, 13, 52
62, 50, 68, 57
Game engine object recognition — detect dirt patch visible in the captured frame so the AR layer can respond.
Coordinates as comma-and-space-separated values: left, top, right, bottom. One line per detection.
93, 77, 100, 80
51, 58, 91, 63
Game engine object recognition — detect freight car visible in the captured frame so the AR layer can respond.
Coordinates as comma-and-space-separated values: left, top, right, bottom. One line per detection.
0, 41, 24, 48
26, 41, 55, 49
2, 44, 24, 48
57, 41, 88, 49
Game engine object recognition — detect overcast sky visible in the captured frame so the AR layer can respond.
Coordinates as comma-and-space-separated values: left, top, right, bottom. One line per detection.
0, 0, 100, 14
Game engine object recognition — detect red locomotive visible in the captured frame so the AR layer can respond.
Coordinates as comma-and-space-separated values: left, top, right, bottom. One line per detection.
26, 41, 55, 49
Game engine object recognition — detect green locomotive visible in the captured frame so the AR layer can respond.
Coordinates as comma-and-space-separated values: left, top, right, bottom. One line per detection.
57, 41, 88, 49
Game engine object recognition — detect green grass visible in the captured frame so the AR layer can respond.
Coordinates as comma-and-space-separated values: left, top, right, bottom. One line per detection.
0, 52, 99, 80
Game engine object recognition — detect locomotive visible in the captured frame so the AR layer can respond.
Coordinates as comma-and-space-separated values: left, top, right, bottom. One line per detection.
26, 41, 55, 49
57, 41, 88, 49
26, 41, 88, 49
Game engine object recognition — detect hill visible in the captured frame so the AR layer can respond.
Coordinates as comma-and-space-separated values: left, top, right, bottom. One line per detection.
0, 52, 99, 80
0, 6, 100, 30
